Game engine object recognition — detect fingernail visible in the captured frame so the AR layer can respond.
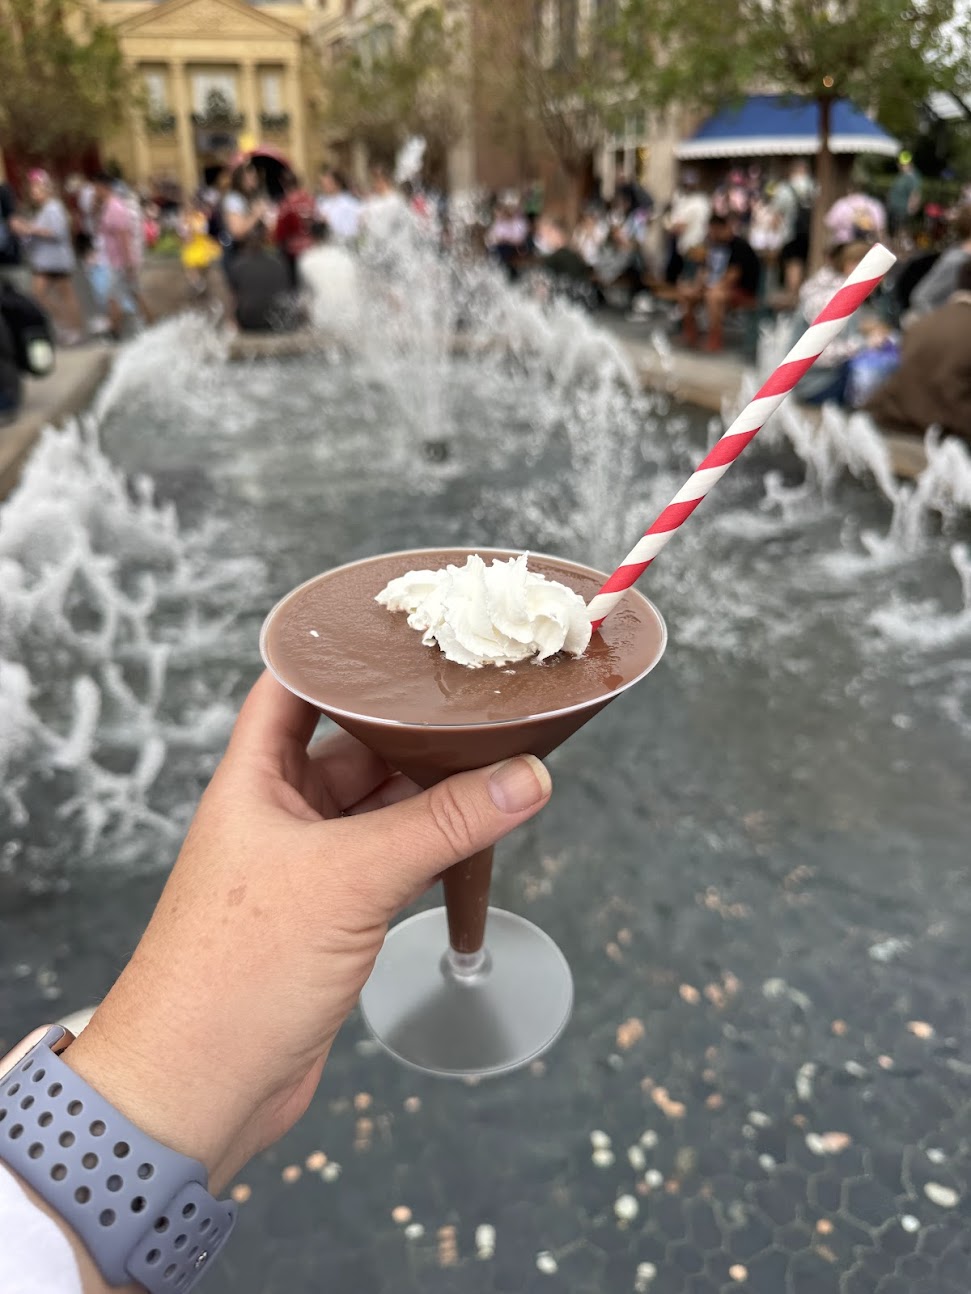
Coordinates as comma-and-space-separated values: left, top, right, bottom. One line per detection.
488, 755, 552, 814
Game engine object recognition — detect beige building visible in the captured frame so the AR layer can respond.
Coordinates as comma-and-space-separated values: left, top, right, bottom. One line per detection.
95, 0, 323, 195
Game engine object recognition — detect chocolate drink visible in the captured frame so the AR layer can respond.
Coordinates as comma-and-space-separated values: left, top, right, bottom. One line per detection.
261, 548, 666, 955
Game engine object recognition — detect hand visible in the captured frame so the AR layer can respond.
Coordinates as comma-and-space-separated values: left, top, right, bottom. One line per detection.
62, 673, 553, 1191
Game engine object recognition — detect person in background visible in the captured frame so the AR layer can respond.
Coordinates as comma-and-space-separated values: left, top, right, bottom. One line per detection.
11, 169, 84, 345
0, 311, 21, 425
774, 159, 815, 299
315, 167, 361, 244
571, 207, 607, 268
523, 179, 545, 238
886, 151, 922, 242
792, 241, 875, 405
0, 180, 27, 293
0, 177, 28, 296
602, 188, 653, 312
865, 258, 971, 442
748, 185, 785, 257
205, 166, 232, 257
533, 214, 596, 308
662, 169, 711, 285
908, 204, 971, 317
220, 163, 269, 276
92, 173, 154, 337
484, 191, 529, 278
299, 220, 361, 335
274, 170, 314, 290
824, 189, 886, 247
225, 226, 292, 333
360, 161, 412, 249
676, 213, 760, 351
141, 197, 161, 251
180, 195, 222, 297
712, 168, 752, 229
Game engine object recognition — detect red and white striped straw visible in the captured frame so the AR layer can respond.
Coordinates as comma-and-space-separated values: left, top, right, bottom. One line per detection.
587, 242, 896, 630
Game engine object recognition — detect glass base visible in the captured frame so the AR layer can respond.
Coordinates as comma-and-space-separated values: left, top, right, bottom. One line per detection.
359, 907, 574, 1079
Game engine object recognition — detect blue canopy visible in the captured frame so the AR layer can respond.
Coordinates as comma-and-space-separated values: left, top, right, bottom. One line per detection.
677, 94, 899, 159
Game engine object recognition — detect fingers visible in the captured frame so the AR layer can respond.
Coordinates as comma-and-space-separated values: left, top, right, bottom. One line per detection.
227, 672, 320, 777
345, 772, 421, 817
334, 756, 552, 914
306, 728, 392, 812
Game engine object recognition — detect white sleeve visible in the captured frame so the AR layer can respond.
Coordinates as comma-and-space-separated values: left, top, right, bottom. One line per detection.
0, 1163, 83, 1293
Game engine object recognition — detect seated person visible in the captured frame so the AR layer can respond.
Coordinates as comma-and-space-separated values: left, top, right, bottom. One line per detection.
793, 241, 870, 405
484, 192, 529, 278
298, 220, 361, 335
792, 241, 899, 408
908, 204, 971, 318
225, 227, 293, 333
532, 214, 597, 308
676, 214, 761, 351
865, 258, 971, 442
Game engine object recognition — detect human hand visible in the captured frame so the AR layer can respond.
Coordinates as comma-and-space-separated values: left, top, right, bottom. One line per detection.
62, 672, 553, 1191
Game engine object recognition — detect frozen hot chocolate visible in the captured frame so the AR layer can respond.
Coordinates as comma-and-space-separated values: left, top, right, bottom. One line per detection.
261, 548, 666, 956
262, 549, 664, 732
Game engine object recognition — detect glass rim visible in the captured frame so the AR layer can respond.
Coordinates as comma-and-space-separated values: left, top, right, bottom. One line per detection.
259, 546, 668, 730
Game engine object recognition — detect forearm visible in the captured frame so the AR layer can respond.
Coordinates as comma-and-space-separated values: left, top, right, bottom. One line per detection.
3, 1163, 137, 1293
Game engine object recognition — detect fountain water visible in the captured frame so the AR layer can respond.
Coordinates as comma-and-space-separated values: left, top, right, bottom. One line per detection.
2, 262, 969, 878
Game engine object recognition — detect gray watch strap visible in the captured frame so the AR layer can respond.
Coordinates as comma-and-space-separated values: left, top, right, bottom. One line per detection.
0, 1026, 236, 1291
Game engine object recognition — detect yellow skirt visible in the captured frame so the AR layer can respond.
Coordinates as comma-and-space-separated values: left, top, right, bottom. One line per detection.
182, 235, 221, 270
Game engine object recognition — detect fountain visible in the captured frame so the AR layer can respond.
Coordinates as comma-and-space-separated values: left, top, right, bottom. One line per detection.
2, 232, 970, 1292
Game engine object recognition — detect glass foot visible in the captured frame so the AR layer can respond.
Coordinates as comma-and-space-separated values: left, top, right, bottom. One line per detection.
359, 907, 573, 1078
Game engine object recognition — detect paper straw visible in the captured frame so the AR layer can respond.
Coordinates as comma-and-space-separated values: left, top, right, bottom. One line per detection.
587, 242, 896, 630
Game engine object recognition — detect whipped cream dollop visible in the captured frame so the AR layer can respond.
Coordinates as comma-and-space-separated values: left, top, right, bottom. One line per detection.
376, 554, 592, 668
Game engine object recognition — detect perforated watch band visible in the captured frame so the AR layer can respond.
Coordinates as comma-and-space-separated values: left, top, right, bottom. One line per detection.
0, 1026, 236, 1291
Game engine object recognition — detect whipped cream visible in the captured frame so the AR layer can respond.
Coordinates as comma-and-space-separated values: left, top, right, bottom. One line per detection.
376, 553, 592, 668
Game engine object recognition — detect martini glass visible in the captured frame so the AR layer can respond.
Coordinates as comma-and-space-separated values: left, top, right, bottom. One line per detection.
260, 548, 666, 1078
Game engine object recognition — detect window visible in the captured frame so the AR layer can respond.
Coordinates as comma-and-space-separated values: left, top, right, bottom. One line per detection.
191, 71, 238, 114
558, 0, 578, 66
142, 69, 168, 112
260, 70, 283, 113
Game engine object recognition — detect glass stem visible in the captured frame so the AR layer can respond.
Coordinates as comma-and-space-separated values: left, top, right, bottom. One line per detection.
442, 845, 493, 956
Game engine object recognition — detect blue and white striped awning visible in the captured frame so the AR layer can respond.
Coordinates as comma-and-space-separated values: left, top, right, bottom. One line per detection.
676, 94, 899, 159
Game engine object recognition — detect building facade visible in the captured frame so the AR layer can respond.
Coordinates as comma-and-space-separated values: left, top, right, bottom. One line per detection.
94, 0, 323, 195
312, 0, 688, 212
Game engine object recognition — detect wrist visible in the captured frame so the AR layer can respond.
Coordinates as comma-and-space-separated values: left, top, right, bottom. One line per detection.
62, 1007, 244, 1194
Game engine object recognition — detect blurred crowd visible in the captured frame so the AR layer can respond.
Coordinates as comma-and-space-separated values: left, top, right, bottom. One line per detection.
2, 150, 971, 442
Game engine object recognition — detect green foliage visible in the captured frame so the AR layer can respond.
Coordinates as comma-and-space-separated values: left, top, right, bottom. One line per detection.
324, 2, 462, 161
631, 0, 970, 139
0, 0, 135, 164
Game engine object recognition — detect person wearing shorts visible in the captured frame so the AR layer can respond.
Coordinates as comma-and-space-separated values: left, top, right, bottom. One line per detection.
677, 214, 761, 351
92, 174, 153, 337
12, 170, 84, 344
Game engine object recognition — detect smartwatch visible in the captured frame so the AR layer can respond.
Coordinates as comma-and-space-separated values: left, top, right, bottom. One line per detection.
0, 1026, 235, 1291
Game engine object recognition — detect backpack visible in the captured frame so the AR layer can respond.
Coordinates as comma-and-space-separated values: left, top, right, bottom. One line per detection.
788, 184, 812, 243
0, 184, 20, 265
0, 284, 56, 376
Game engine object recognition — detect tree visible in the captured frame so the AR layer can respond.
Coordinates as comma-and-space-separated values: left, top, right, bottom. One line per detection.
626, 0, 971, 267
323, 2, 464, 183
474, 0, 665, 220
0, 0, 134, 170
